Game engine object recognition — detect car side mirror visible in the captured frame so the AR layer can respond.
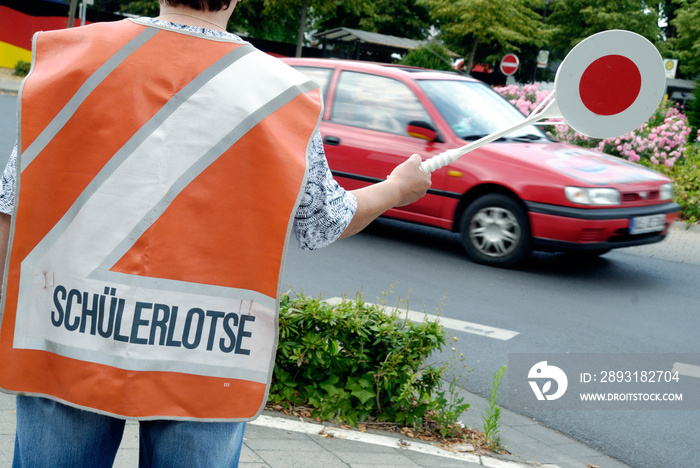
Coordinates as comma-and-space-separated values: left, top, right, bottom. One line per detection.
407, 121, 441, 142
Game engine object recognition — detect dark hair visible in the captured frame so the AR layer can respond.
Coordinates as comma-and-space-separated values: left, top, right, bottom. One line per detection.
161, 0, 232, 11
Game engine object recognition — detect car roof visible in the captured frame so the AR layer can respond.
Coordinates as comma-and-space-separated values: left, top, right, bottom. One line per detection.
280, 57, 480, 83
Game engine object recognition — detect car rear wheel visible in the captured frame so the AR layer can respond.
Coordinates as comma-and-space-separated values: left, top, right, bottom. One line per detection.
460, 194, 531, 267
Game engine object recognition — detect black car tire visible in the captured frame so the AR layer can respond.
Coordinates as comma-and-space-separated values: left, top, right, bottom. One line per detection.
459, 194, 531, 267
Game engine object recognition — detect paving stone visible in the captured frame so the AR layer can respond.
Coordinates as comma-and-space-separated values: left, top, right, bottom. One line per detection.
244, 437, 325, 451
253, 449, 350, 468
333, 450, 420, 467
240, 446, 266, 463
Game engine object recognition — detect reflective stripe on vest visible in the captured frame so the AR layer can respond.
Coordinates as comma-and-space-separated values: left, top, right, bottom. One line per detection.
0, 19, 322, 420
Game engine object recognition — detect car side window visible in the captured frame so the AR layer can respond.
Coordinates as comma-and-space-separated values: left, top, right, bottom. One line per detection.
293, 66, 333, 99
331, 71, 433, 135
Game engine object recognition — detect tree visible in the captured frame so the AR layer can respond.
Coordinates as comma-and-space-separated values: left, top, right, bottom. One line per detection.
546, 0, 662, 57
251, 0, 348, 57
671, 0, 700, 78
400, 42, 454, 70
114, 0, 430, 57
685, 83, 700, 136
68, 0, 79, 27
314, 0, 431, 40
658, 0, 680, 39
417, 0, 547, 75
116, 0, 317, 54
232, 0, 303, 44
116, 0, 160, 16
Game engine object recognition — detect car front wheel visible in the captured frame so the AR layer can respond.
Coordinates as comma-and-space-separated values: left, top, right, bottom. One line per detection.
460, 194, 531, 267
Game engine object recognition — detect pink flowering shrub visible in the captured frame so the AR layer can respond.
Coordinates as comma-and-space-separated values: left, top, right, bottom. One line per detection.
494, 83, 695, 168
591, 105, 691, 168
494, 83, 552, 116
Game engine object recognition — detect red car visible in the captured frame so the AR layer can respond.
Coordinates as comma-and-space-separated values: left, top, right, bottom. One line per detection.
282, 58, 680, 267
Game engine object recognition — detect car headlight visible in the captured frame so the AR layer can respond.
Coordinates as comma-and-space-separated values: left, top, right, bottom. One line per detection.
660, 183, 674, 201
564, 187, 621, 205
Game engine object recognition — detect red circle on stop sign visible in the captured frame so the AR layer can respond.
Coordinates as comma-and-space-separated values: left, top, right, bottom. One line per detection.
579, 55, 642, 115
500, 54, 519, 76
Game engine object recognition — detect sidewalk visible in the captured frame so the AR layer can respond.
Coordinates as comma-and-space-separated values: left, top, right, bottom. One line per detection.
0, 68, 21, 94
622, 220, 700, 265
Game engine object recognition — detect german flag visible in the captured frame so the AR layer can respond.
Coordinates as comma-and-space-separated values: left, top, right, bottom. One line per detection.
0, 0, 122, 68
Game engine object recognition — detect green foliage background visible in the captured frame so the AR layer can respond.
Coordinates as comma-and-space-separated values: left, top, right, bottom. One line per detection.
110, 0, 700, 79
652, 145, 700, 224
400, 42, 454, 71
685, 82, 700, 136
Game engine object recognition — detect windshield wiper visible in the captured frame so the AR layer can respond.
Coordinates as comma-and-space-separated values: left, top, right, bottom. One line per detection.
462, 133, 548, 143
507, 133, 548, 142
462, 133, 507, 142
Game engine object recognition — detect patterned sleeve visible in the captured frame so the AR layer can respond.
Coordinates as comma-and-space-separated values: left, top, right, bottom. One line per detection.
0, 145, 17, 215
294, 132, 357, 250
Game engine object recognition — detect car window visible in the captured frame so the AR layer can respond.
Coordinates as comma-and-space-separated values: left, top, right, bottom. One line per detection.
417, 80, 547, 140
331, 71, 433, 135
292, 66, 333, 98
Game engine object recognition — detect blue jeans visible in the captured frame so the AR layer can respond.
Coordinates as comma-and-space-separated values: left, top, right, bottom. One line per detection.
13, 395, 246, 468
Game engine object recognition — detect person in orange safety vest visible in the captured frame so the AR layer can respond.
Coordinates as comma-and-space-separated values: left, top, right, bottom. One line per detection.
0, 0, 430, 466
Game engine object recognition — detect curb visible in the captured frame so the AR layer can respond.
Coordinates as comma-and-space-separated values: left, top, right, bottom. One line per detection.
251, 414, 539, 468
672, 220, 700, 232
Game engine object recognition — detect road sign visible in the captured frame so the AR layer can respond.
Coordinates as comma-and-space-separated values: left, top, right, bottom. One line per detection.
553, 30, 665, 139
664, 59, 678, 79
500, 54, 519, 76
537, 50, 550, 68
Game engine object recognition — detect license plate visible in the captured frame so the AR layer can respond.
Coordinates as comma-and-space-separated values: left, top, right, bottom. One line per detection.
629, 214, 666, 235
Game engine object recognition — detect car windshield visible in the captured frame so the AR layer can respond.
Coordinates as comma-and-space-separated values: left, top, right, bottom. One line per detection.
417, 79, 548, 141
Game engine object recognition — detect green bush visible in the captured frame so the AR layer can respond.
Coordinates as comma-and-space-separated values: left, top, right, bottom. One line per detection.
14, 61, 30, 77
271, 293, 446, 428
649, 143, 700, 224
400, 42, 454, 71
685, 85, 700, 137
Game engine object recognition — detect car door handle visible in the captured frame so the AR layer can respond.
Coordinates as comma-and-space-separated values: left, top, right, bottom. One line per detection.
323, 136, 341, 146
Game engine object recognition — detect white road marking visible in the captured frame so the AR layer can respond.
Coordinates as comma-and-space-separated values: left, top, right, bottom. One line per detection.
672, 362, 700, 379
324, 297, 519, 341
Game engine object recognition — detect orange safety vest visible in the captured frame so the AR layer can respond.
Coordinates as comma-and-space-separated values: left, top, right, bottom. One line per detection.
0, 19, 322, 421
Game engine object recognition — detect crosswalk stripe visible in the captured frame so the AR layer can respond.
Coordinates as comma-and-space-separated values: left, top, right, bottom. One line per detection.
324, 297, 519, 341
672, 362, 700, 379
